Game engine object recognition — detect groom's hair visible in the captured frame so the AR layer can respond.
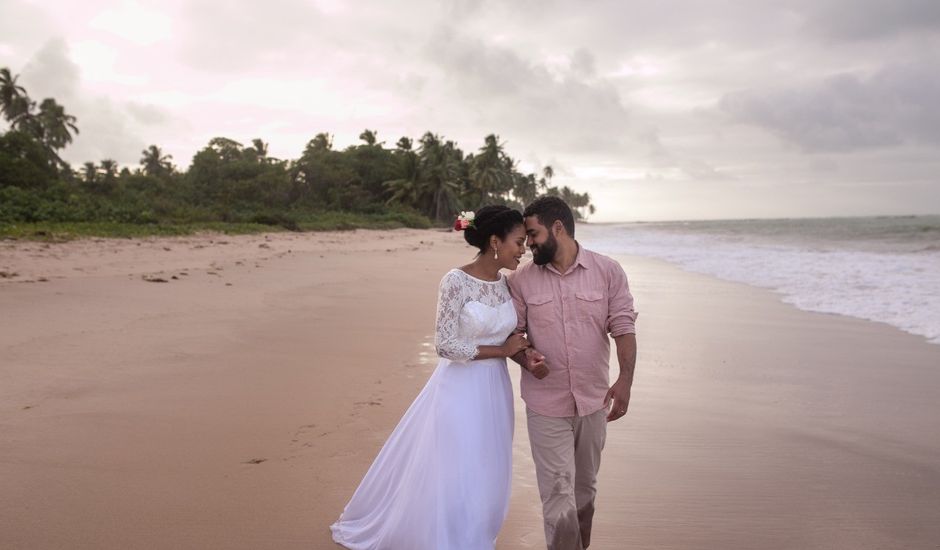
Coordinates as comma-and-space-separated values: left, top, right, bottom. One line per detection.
523, 196, 575, 238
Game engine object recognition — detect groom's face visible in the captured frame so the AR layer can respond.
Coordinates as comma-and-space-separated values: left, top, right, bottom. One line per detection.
524, 216, 558, 266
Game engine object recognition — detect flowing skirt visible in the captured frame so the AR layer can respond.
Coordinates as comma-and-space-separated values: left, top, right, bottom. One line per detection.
330, 356, 514, 550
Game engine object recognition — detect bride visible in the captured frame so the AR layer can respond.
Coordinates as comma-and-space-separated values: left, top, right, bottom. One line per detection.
331, 205, 545, 550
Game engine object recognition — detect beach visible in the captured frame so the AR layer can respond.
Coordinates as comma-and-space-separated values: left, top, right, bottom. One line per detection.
2, 228, 939, 549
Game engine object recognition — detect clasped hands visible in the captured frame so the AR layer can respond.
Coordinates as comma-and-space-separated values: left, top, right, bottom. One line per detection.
501, 333, 549, 379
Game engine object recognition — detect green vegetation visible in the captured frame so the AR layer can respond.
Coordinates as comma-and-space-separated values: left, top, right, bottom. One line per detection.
1, 67, 593, 240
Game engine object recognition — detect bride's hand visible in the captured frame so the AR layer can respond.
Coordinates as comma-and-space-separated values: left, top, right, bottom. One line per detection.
501, 333, 530, 357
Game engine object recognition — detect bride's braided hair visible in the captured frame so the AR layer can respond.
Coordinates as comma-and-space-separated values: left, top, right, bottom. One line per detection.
463, 205, 523, 255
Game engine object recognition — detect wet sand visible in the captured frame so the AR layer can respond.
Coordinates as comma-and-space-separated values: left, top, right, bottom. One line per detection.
580, 255, 940, 550
2, 229, 939, 549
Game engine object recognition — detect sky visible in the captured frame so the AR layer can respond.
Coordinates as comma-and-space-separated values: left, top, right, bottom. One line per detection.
2, 0, 939, 222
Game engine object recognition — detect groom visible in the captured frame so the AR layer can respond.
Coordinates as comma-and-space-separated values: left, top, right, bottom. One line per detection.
507, 197, 638, 550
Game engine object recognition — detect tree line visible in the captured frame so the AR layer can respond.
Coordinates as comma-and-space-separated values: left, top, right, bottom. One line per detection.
1, 67, 594, 231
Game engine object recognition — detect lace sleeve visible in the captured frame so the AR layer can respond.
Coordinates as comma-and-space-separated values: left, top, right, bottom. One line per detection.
434, 271, 479, 361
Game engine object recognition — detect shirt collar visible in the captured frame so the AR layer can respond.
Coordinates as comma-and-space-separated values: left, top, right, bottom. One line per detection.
543, 241, 588, 276
573, 241, 589, 270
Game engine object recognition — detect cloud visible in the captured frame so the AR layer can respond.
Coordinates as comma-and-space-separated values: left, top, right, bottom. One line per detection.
21, 38, 81, 100
638, 129, 733, 182
423, 28, 632, 154
802, 0, 940, 42
0, 0, 58, 57
16, 38, 170, 167
570, 49, 597, 80
444, 0, 485, 17
2, 0, 938, 219
70, 98, 149, 165
89, 2, 173, 46
176, 0, 323, 72
125, 102, 173, 126
719, 58, 940, 152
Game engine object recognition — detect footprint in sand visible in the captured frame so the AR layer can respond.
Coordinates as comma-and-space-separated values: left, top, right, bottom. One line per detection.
243, 458, 267, 465
291, 423, 318, 443
291, 423, 341, 450
354, 398, 383, 407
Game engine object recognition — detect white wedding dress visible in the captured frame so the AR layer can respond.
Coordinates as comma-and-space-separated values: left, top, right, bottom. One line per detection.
331, 269, 516, 550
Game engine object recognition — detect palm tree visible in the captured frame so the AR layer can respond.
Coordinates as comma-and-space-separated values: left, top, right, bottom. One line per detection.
99, 159, 118, 182
0, 68, 27, 123
36, 98, 78, 151
207, 137, 242, 161
140, 145, 173, 176
558, 185, 592, 220
383, 149, 421, 206
359, 129, 379, 146
470, 134, 511, 204
498, 154, 519, 198
306, 132, 332, 153
542, 165, 554, 187
81, 162, 97, 185
513, 173, 539, 206
8, 96, 38, 134
395, 136, 413, 152
251, 138, 268, 161
2, 91, 37, 136
417, 132, 462, 222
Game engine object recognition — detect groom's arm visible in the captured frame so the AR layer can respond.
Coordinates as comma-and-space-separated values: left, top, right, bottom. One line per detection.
509, 344, 548, 379
605, 334, 636, 422
506, 272, 548, 379
605, 261, 638, 421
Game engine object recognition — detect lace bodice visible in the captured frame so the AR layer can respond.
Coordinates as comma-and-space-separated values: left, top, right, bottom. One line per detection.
434, 269, 517, 362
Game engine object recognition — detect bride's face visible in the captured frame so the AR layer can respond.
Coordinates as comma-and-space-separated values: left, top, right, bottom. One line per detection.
496, 224, 527, 270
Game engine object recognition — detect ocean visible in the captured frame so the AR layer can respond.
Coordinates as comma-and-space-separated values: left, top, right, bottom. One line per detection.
578, 215, 940, 345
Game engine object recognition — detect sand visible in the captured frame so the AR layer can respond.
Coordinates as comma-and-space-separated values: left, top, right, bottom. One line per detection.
1, 229, 939, 549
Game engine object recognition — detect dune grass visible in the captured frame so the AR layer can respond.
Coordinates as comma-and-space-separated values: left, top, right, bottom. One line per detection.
0, 211, 433, 241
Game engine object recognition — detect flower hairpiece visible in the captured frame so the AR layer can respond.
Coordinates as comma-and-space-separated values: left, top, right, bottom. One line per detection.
453, 210, 475, 231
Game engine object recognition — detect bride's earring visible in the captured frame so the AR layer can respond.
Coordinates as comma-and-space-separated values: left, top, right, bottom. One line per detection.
493, 246, 499, 261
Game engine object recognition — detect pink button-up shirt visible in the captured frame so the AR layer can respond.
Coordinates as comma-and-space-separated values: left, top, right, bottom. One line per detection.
507, 244, 637, 417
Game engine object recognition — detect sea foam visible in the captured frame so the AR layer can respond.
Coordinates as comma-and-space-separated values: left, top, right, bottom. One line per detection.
580, 219, 940, 345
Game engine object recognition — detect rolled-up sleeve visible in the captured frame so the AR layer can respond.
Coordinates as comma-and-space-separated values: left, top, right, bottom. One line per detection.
606, 262, 637, 337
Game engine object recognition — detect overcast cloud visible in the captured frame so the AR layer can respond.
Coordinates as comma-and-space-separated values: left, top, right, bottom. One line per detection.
1, 0, 938, 220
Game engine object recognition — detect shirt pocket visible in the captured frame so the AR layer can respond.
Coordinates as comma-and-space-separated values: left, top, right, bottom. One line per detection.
575, 290, 606, 325
525, 293, 555, 330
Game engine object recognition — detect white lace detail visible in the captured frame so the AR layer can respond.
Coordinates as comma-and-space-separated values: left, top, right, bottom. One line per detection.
434, 269, 515, 362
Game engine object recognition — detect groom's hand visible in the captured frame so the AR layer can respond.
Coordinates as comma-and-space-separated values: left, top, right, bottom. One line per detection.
524, 347, 549, 379
604, 376, 632, 422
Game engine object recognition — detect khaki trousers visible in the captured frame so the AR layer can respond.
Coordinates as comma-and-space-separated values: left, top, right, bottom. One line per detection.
526, 407, 607, 550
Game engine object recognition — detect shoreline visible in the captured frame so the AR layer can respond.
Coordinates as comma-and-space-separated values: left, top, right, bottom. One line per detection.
591, 252, 940, 549
577, 216, 940, 348
2, 230, 939, 549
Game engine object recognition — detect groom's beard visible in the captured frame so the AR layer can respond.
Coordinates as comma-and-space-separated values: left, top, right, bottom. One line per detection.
531, 233, 558, 266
